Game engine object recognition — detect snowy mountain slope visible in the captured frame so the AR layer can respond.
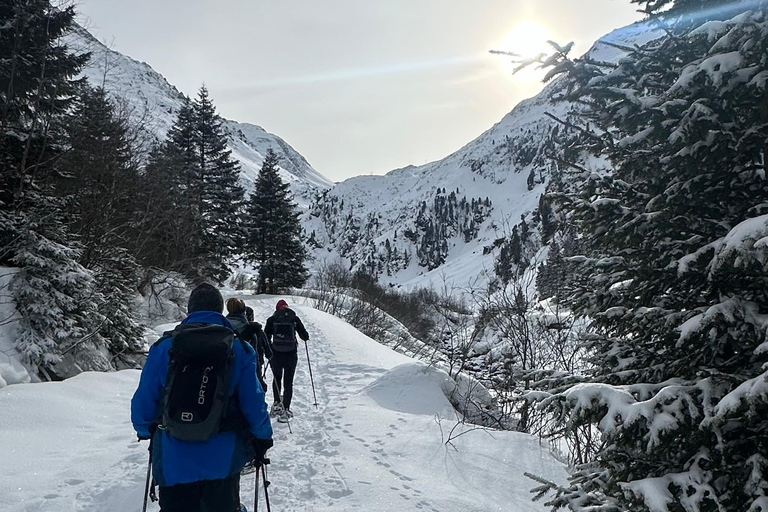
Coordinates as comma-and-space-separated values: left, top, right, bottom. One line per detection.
0, 296, 566, 511
304, 21, 662, 290
69, 25, 332, 204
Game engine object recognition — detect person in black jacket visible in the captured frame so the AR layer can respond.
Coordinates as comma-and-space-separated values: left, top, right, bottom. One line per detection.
246, 306, 272, 391
265, 299, 309, 422
225, 299, 272, 391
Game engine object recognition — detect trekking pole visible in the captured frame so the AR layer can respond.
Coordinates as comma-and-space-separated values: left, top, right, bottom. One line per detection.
254, 463, 259, 512
141, 442, 153, 512
262, 461, 273, 512
304, 340, 318, 408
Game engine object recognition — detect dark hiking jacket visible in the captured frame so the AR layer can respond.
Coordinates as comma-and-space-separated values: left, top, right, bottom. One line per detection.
227, 313, 273, 363
265, 307, 309, 353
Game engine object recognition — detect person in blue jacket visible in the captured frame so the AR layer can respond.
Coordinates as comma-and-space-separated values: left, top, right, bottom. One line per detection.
132, 283, 273, 512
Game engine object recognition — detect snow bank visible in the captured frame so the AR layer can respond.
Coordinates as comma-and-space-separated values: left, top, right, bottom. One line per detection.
0, 267, 32, 388
0, 371, 146, 511
362, 362, 457, 416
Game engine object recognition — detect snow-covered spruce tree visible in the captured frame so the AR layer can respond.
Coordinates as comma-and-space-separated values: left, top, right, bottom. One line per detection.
0, 0, 112, 378
244, 148, 309, 293
11, 210, 112, 379
527, 2, 768, 511
90, 247, 144, 368
0, 0, 87, 227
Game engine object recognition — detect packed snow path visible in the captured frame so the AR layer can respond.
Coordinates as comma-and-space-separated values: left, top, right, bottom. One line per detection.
0, 297, 565, 511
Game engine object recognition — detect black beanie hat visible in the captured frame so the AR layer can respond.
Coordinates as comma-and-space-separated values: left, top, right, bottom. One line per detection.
187, 283, 224, 314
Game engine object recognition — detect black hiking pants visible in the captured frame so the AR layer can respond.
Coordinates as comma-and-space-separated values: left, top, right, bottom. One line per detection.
158, 474, 240, 512
270, 350, 298, 411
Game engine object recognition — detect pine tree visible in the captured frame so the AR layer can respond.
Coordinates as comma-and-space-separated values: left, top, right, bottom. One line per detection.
140, 98, 205, 273
0, 0, 88, 237
57, 87, 138, 261
530, 2, 768, 510
56, 87, 144, 362
0, 0, 88, 190
0, 0, 106, 379
244, 149, 309, 293
193, 86, 244, 281
139, 89, 244, 282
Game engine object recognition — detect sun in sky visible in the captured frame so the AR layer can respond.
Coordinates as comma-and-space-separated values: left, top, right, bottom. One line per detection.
499, 21, 553, 81
503, 21, 552, 59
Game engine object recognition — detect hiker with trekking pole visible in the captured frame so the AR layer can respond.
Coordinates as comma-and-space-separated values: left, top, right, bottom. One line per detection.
264, 299, 317, 423
132, 283, 274, 512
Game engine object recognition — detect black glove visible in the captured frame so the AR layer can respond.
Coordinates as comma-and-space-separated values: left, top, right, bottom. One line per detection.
251, 437, 273, 465
137, 423, 157, 441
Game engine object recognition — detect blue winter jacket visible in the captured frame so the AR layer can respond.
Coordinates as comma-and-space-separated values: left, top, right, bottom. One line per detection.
131, 311, 273, 487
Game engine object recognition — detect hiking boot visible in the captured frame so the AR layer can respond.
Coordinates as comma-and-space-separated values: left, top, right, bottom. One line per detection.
238, 504, 247, 512
269, 403, 284, 417
276, 409, 291, 423
284, 409, 294, 419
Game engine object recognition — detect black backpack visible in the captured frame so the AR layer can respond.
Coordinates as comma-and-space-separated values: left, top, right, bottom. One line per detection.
271, 311, 297, 352
158, 323, 235, 442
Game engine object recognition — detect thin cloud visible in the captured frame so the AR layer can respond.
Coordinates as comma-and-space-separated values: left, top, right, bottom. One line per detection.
220, 55, 483, 93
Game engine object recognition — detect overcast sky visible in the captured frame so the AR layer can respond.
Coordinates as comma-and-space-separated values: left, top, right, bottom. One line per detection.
76, 0, 641, 182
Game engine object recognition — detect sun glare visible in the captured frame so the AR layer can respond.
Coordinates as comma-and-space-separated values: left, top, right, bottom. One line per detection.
502, 21, 552, 60
497, 21, 553, 82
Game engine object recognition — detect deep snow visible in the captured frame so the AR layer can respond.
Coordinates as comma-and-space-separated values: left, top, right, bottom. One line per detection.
0, 296, 566, 511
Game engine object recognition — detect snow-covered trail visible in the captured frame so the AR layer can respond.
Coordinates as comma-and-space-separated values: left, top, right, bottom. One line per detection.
0, 296, 566, 511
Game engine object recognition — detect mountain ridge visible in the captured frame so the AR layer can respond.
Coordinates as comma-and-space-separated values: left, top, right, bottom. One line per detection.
70, 21, 660, 290
303, 20, 662, 291
69, 24, 333, 205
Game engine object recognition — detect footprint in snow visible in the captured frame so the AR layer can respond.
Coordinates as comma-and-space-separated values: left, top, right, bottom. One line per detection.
298, 488, 316, 500
327, 489, 353, 499
389, 470, 414, 482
